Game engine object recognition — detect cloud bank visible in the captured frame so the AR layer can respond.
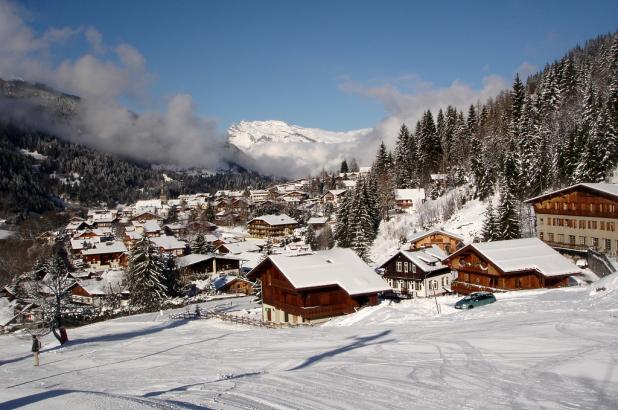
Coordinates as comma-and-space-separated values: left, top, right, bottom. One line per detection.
0, 0, 242, 171
0, 0, 512, 178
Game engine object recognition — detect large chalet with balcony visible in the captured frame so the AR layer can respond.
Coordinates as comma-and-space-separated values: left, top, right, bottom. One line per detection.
444, 238, 582, 295
247, 214, 298, 238
525, 183, 618, 255
248, 249, 390, 324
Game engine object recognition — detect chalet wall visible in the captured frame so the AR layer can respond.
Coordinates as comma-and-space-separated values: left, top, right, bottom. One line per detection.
411, 234, 461, 254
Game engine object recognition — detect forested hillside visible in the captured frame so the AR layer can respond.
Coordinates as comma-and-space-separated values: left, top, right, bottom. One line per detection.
0, 123, 273, 219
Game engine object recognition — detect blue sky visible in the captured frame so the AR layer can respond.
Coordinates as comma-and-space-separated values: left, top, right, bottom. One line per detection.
21, 0, 618, 131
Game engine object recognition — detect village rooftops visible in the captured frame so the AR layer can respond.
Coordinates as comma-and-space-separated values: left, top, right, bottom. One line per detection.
448, 238, 582, 277
248, 214, 298, 226
251, 248, 390, 295
216, 239, 265, 254
525, 182, 618, 203
82, 241, 128, 255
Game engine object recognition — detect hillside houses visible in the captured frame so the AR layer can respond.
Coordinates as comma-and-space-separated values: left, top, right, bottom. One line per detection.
395, 189, 426, 212
408, 229, 464, 254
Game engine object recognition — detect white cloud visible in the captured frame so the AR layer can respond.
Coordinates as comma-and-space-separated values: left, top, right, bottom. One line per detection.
515, 61, 538, 80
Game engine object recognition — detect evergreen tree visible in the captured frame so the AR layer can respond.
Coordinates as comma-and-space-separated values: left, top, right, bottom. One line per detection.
191, 233, 208, 254
126, 236, 167, 309
306, 224, 318, 250
394, 124, 412, 188
335, 192, 352, 248
481, 202, 498, 242
161, 254, 182, 297
496, 182, 521, 240
349, 180, 375, 261
340, 159, 349, 174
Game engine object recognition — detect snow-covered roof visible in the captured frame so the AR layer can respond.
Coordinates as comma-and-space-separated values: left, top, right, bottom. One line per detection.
70, 237, 99, 251
341, 180, 356, 188
82, 241, 127, 255
453, 238, 582, 277
407, 229, 464, 244
135, 199, 162, 209
217, 239, 265, 254
395, 188, 426, 202
525, 183, 618, 203
212, 275, 249, 291
249, 214, 298, 226
150, 235, 186, 250
125, 230, 142, 240
324, 189, 346, 197
257, 248, 390, 295
382, 246, 449, 273
307, 217, 328, 225
143, 220, 162, 233
78, 269, 125, 296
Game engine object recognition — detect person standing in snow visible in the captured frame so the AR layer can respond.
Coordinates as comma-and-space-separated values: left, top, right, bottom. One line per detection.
32, 335, 41, 366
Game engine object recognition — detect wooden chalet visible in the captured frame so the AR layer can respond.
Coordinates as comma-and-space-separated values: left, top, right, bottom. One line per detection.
212, 275, 254, 295
131, 211, 161, 223
248, 249, 390, 324
379, 246, 452, 298
408, 229, 464, 254
150, 235, 187, 256
82, 241, 128, 268
321, 189, 347, 206
247, 214, 298, 238
444, 238, 582, 295
176, 254, 244, 283
395, 189, 426, 212
525, 183, 618, 255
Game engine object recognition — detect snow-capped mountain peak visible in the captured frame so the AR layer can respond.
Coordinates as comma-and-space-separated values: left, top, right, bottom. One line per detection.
227, 120, 372, 151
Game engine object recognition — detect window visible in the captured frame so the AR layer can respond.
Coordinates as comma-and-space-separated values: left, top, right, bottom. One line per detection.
605, 239, 612, 251
608, 222, 616, 232
396, 261, 402, 272
539, 218, 544, 225
579, 236, 586, 245
412, 264, 417, 273
579, 220, 586, 229
569, 235, 576, 245
557, 234, 565, 243
403, 262, 409, 273
548, 233, 554, 242
601, 221, 606, 231
539, 232, 544, 240
592, 237, 599, 247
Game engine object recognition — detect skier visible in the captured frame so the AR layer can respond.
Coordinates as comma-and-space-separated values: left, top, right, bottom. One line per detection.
31, 335, 41, 367
194, 304, 201, 318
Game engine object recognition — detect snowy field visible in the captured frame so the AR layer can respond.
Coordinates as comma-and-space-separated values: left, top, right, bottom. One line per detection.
1, 279, 618, 409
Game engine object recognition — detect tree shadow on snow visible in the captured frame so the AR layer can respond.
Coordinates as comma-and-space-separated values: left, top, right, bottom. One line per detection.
288, 330, 394, 371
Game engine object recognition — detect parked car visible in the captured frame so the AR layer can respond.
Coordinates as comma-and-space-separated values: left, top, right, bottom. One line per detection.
454, 292, 496, 309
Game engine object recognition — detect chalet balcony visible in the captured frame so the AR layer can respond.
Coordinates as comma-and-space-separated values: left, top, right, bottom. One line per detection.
457, 264, 490, 274
543, 241, 590, 252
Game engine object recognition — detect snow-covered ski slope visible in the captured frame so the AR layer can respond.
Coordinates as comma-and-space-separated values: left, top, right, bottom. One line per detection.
1, 281, 618, 409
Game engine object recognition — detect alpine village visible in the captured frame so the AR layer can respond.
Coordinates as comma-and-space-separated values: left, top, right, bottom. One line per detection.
0, 3, 617, 408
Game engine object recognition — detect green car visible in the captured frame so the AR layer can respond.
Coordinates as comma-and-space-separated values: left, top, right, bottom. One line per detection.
454, 292, 496, 309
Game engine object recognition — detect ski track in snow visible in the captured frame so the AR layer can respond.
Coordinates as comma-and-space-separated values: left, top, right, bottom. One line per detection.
1, 287, 618, 409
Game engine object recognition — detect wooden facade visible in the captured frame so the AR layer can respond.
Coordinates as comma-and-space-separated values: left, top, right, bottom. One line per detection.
526, 184, 618, 255
445, 245, 570, 295
409, 231, 464, 254
178, 257, 240, 283
217, 278, 254, 295
82, 251, 128, 268
247, 219, 297, 238
249, 261, 379, 324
